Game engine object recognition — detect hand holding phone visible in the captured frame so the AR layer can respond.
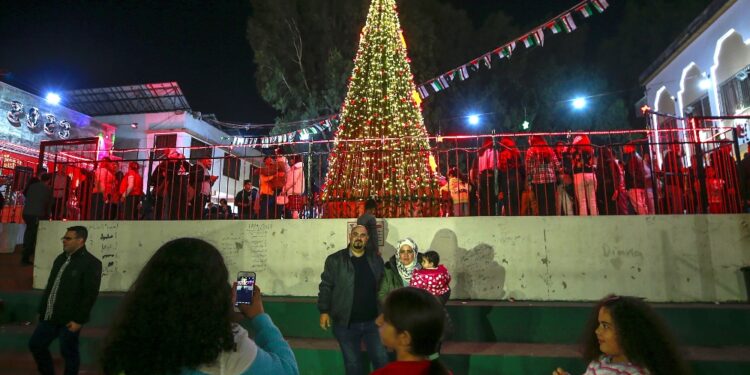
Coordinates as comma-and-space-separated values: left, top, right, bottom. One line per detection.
235, 271, 256, 306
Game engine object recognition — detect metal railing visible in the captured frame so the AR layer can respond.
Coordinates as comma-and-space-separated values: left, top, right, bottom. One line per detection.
1, 121, 747, 222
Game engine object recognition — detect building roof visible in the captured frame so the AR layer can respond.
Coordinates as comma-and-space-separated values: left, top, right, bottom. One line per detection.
639, 0, 733, 85
62, 82, 191, 116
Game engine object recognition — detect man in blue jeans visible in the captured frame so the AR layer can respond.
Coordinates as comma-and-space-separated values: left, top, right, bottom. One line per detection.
29, 226, 102, 375
318, 225, 389, 375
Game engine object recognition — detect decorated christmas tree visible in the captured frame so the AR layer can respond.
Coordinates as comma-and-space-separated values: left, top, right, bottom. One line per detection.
321, 0, 440, 218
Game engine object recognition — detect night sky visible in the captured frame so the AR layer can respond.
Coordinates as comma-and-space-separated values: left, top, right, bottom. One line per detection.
0, 0, 645, 126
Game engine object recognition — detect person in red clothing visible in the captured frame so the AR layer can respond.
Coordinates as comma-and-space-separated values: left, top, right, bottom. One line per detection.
119, 162, 143, 220
373, 287, 451, 375
410, 251, 451, 305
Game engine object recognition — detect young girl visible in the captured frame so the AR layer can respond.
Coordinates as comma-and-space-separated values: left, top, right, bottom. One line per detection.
410, 251, 451, 305
373, 287, 451, 375
553, 295, 690, 375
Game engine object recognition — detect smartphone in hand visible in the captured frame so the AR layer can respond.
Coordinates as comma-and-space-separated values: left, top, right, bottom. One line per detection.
235, 271, 256, 306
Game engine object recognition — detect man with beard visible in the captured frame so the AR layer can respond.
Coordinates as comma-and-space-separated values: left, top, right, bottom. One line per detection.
317, 225, 388, 375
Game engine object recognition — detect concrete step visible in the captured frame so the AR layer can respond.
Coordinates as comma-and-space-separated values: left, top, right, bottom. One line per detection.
2, 323, 748, 366
3, 291, 750, 347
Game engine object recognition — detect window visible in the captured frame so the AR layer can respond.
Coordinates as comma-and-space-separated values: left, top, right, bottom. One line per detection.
189, 137, 212, 161
685, 95, 711, 117
719, 68, 750, 115
223, 152, 240, 180
154, 134, 177, 157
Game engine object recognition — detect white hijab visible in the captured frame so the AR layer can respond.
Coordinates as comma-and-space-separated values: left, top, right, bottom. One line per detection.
395, 238, 420, 286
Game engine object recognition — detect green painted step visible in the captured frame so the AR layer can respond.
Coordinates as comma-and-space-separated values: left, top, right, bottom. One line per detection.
2, 329, 748, 375
3, 292, 748, 347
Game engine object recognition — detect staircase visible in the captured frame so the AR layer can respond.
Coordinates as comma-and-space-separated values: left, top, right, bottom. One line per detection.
1, 286, 749, 374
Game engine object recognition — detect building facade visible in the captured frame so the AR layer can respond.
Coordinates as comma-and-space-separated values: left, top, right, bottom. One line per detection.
641, 0, 750, 155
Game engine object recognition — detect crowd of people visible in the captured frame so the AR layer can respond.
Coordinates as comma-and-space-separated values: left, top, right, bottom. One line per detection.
445, 136, 748, 217
29, 222, 695, 375
11, 137, 749, 226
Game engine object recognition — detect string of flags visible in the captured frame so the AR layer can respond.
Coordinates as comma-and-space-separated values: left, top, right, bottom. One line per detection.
227, 0, 610, 145
229, 117, 339, 146
414, 0, 610, 99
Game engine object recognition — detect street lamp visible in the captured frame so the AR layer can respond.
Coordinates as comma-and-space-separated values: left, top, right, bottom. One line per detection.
45, 92, 61, 105
572, 97, 587, 110
468, 114, 480, 126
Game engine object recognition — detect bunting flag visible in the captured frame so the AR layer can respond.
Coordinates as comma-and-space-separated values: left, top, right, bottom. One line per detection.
459, 65, 469, 80
549, 13, 577, 34
497, 42, 516, 59
471, 59, 481, 71
578, 3, 594, 17
522, 29, 544, 48
548, 21, 563, 35
230, 115, 340, 146
449, 66, 469, 81
592, 0, 609, 13
417, 85, 430, 99
482, 54, 492, 69
438, 75, 451, 89
430, 79, 445, 92
561, 13, 577, 32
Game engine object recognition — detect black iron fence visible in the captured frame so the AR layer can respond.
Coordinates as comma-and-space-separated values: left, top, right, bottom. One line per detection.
1, 118, 748, 222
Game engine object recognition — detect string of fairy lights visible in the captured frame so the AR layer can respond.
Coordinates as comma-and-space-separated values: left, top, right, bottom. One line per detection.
321, 0, 440, 214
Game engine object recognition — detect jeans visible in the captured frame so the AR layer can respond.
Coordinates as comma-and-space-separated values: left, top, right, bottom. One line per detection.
332, 321, 389, 375
574, 173, 598, 216
29, 321, 81, 375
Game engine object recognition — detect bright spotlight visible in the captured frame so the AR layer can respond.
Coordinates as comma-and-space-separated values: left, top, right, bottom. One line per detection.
698, 78, 712, 90
468, 114, 480, 126
45, 92, 61, 105
521, 120, 530, 130
572, 97, 587, 110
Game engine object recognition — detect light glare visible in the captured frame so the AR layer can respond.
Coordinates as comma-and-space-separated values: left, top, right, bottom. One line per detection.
572, 97, 587, 110
45, 92, 61, 105
468, 114, 480, 126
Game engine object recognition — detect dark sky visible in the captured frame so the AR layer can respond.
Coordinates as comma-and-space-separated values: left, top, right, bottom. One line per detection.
1, 0, 603, 124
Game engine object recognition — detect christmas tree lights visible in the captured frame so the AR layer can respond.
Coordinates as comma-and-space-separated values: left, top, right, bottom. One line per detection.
322, 0, 440, 218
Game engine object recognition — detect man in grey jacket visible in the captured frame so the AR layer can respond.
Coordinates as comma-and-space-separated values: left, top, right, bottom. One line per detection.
317, 225, 388, 375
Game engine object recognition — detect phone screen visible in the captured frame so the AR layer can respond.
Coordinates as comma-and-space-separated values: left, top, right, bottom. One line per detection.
236, 272, 256, 306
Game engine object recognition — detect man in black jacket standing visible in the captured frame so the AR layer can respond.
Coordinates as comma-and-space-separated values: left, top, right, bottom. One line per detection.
317, 225, 388, 375
29, 225, 102, 375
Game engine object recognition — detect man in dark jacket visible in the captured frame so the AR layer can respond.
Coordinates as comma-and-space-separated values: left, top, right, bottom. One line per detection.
29, 225, 102, 375
21, 174, 52, 266
317, 225, 388, 375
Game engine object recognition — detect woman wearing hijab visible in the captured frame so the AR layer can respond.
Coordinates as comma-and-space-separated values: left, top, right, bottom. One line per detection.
378, 238, 421, 302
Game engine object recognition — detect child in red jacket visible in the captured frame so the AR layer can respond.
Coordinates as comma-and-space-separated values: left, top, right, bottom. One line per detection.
410, 250, 451, 305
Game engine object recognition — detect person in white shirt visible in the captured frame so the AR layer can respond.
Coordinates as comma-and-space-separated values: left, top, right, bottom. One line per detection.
553, 295, 689, 375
